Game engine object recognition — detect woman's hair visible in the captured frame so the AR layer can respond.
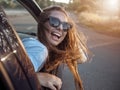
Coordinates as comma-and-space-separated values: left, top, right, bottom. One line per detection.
37, 5, 90, 90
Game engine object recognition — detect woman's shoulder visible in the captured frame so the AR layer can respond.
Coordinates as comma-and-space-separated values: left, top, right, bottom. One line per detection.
22, 38, 48, 72
22, 37, 41, 44
22, 38, 45, 48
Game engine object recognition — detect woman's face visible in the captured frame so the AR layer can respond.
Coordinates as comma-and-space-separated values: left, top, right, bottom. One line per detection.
44, 11, 68, 46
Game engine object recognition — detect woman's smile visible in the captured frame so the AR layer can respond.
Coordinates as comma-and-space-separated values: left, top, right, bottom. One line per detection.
44, 11, 68, 46
51, 31, 62, 41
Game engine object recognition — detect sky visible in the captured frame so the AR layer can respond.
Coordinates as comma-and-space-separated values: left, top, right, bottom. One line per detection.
52, 0, 70, 3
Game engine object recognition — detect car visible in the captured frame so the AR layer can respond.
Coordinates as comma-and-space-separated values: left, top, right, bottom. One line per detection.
0, 0, 43, 90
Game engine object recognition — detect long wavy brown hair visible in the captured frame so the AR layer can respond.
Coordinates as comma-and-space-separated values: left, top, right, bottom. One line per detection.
37, 5, 90, 90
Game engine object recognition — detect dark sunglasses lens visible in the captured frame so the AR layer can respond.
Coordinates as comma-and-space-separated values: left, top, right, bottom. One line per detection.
49, 16, 72, 31
50, 17, 60, 27
62, 22, 72, 31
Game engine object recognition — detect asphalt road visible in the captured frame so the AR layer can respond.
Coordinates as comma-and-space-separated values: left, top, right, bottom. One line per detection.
8, 11, 120, 90
62, 24, 120, 90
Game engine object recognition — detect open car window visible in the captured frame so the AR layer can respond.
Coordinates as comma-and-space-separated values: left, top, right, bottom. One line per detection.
4, 3, 37, 39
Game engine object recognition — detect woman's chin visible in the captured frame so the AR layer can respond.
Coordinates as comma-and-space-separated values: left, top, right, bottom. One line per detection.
50, 42, 59, 46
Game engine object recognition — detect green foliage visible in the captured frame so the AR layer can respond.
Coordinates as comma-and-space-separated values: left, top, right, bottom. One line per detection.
0, 0, 67, 9
0, 0, 22, 8
37, 0, 52, 8
67, 0, 98, 13
67, 1, 80, 11
37, 0, 67, 9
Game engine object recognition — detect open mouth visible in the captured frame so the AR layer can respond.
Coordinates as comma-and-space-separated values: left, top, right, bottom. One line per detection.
51, 32, 61, 40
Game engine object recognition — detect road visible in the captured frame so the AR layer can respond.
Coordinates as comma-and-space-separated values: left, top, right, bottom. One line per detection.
62, 24, 120, 90
8, 11, 120, 90
62, 13, 120, 90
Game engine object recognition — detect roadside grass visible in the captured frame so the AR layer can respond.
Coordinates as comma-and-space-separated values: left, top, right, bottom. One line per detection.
77, 12, 120, 38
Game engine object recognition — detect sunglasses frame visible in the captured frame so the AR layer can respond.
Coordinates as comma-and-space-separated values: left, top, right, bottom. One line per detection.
48, 16, 72, 31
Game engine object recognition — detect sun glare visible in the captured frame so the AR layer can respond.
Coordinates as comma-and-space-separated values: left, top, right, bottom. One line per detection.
102, 0, 119, 13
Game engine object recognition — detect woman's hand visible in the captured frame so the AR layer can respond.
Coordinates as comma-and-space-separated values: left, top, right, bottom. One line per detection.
37, 72, 62, 90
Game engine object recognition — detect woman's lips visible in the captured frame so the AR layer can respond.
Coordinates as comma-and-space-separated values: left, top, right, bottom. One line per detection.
51, 32, 62, 40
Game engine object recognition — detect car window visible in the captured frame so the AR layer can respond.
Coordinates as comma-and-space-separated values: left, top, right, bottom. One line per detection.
4, 3, 37, 39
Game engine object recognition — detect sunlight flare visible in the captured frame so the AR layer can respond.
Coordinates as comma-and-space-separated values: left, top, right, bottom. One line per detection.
102, 0, 119, 13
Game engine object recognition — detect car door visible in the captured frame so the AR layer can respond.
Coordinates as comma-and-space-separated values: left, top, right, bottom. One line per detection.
0, 0, 42, 89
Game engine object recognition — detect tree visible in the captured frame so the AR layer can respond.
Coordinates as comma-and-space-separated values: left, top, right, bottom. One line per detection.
36, 0, 52, 8
0, 0, 17, 8
68, 0, 99, 13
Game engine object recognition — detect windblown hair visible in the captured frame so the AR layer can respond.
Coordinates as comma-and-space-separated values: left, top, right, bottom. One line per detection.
37, 5, 90, 90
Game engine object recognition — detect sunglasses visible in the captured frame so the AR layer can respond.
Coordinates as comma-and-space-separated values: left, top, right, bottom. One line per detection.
48, 16, 72, 31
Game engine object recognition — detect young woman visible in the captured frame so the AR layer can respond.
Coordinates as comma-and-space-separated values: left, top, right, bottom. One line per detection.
23, 5, 90, 90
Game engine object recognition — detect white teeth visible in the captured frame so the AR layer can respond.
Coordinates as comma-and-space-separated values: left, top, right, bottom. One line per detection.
53, 32, 61, 37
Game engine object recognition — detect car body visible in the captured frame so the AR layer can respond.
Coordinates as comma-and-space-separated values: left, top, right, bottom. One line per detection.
0, 0, 42, 90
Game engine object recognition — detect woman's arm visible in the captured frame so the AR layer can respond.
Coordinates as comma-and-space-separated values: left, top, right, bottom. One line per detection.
22, 38, 62, 90
22, 38, 48, 72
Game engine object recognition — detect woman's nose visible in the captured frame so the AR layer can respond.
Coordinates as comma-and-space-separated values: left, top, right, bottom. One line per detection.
57, 24, 63, 31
